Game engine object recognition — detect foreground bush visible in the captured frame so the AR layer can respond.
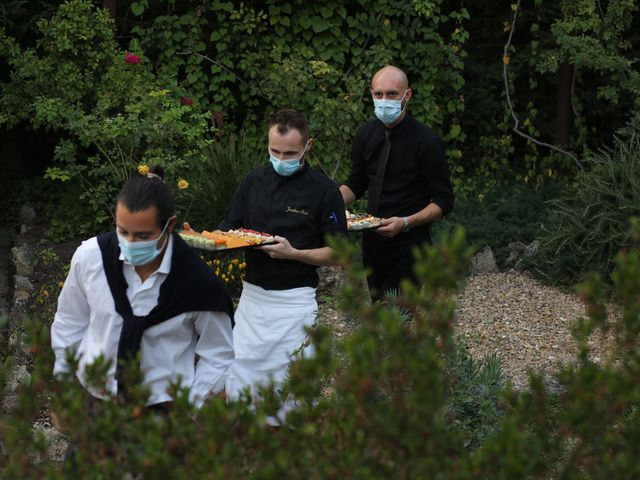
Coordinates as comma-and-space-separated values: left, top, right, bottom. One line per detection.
534, 134, 640, 283
3, 225, 640, 477
0, 229, 502, 478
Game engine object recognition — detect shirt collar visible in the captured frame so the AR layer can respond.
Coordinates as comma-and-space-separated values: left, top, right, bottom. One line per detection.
157, 234, 173, 275
377, 112, 412, 134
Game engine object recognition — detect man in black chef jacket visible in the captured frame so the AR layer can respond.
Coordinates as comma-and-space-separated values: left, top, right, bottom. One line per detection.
340, 65, 454, 301
219, 109, 347, 424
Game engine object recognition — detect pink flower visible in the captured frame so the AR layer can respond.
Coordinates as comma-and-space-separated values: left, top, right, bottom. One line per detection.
124, 52, 140, 64
180, 96, 193, 107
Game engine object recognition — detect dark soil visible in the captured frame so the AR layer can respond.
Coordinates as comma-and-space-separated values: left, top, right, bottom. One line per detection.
20, 223, 82, 321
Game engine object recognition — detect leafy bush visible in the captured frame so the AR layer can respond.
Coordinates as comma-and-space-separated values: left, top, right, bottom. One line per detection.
126, 0, 469, 183
4, 224, 640, 477
434, 181, 563, 265
0, 229, 506, 478
534, 134, 640, 283
0, 0, 213, 232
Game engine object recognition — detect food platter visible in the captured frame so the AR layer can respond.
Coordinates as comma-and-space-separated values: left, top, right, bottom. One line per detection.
346, 211, 383, 231
179, 223, 276, 251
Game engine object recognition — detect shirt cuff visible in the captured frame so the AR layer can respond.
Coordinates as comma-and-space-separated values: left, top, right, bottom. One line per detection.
52, 356, 72, 379
189, 376, 227, 409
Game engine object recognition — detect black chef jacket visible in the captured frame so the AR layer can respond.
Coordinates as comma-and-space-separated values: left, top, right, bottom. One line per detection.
345, 114, 454, 221
219, 163, 347, 290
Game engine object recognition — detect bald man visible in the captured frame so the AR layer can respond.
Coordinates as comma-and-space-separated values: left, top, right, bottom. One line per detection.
340, 66, 454, 301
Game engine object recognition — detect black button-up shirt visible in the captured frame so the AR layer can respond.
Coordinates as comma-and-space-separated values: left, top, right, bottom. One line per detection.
345, 114, 454, 220
219, 163, 347, 290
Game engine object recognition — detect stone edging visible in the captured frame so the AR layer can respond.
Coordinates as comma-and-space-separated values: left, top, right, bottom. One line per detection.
1, 212, 67, 461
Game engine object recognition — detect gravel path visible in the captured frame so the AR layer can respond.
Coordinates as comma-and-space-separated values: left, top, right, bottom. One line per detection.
455, 272, 615, 389
318, 270, 617, 391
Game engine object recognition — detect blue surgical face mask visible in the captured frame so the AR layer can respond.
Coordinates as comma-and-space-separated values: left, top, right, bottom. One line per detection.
117, 219, 170, 266
269, 142, 309, 177
373, 90, 408, 125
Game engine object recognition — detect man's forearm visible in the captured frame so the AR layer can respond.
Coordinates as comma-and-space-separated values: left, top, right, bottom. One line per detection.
292, 246, 338, 267
405, 202, 443, 229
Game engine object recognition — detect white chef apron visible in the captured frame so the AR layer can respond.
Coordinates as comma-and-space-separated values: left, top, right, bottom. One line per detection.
226, 281, 317, 422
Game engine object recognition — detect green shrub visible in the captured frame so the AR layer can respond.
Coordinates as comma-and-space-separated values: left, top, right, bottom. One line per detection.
469, 219, 640, 477
433, 181, 563, 265
0, 0, 213, 233
0, 228, 505, 478
127, 0, 469, 183
4, 224, 640, 477
534, 134, 640, 284
177, 131, 264, 230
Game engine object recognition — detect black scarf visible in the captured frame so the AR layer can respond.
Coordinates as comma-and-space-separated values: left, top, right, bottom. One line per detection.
97, 231, 233, 395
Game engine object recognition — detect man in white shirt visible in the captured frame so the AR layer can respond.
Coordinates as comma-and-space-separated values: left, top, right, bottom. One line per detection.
51, 168, 234, 409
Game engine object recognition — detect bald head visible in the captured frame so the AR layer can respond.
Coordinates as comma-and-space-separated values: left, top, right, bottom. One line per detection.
371, 66, 409, 90
370, 65, 413, 126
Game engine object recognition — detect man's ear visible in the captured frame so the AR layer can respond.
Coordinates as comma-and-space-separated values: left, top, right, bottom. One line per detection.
306, 138, 314, 151
404, 88, 413, 102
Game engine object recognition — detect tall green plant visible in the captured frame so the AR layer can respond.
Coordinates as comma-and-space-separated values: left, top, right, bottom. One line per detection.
176, 131, 264, 229
535, 134, 640, 283
469, 219, 640, 477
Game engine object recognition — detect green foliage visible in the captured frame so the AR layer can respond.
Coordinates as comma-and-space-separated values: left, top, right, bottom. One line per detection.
0, 0, 214, 233
520, 0, 639, 159
0, 228, 505, 477
434, 182, 563, 265
5, 225, 640, 476
459, 1, 640, 189
176, 132, 264, 229
127, 0, 469, 182
534, 134, 640, 283
0, 0, 58, 41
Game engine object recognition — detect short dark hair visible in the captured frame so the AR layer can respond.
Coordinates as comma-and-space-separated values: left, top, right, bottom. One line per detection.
268, 109, 309, 143
116, 166, 174, 227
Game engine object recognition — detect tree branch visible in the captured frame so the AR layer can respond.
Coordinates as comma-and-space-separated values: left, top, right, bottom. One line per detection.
503, 0, 582, 169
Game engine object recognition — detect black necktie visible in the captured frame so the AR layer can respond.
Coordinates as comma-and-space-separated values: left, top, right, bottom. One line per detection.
367, 130, 391, 215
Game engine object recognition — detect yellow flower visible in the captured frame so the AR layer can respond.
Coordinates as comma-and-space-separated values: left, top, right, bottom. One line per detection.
177, 179, 189, 190
240, 262, 246, 270
383, 18, 390, 26
137, 164, 150, 176
232, 258, 239, 265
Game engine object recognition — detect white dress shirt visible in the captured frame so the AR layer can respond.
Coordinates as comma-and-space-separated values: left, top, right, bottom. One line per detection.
51, 235, 234, 407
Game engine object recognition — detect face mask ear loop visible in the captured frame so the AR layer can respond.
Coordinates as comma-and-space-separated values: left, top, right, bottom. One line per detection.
298, 140, 311, 167
155, 218, 171, 251
399, 90, 408, 114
